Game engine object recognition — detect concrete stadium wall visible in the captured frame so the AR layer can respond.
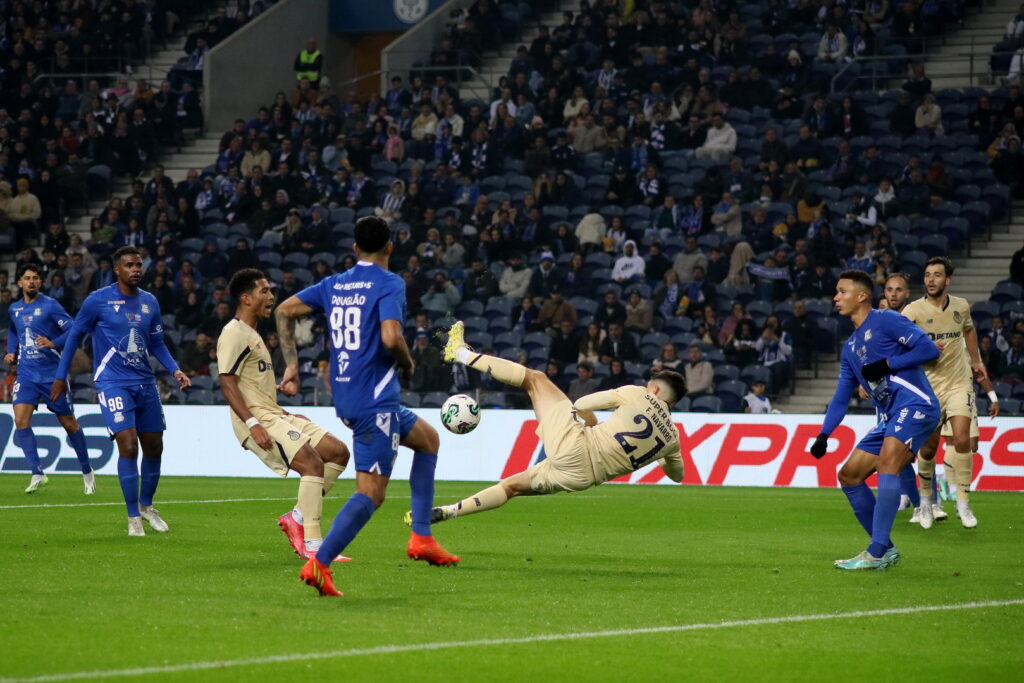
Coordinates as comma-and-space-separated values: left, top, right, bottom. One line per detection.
381, 0, 474, 93
205, 0, 355, 133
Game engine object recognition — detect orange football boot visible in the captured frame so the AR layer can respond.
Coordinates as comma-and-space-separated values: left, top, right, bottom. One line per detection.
300, 557, 342, 597
407, 532, 460, 566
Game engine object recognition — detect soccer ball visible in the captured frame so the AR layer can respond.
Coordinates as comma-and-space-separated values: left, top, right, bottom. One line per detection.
440, 394, 481, 434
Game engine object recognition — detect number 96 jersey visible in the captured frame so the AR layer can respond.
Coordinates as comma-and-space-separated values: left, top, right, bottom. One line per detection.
295, 261, 406, 419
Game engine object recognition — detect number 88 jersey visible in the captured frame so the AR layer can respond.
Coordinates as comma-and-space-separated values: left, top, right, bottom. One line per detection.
295, 261, 406, 418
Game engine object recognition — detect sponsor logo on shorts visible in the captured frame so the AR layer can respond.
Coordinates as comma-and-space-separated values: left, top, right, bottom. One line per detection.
913, 410, 927, 420
113, 412, 124, 423
376, 413, 392, 436
287, 430, 300, 441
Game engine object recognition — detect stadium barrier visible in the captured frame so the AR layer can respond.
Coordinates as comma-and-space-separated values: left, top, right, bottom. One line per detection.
1, 407, 1022, 491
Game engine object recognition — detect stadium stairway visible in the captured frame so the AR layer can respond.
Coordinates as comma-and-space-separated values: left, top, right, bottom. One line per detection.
925, 0, 1020, 89
776, 199, 1024, 414
460, 0, 578, 102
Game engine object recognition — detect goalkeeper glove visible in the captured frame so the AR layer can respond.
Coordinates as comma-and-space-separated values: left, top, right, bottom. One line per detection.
861, 359, 891, 383
810, 433, 829, 459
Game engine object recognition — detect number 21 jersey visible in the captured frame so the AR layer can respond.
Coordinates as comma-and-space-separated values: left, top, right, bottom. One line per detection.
296, 261, 406, 418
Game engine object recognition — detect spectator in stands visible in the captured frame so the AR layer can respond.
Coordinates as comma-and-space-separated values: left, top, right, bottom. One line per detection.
757, 315, 792, 391
574, 209, 606, 254
200, 301, 233, 338
8, 179, 42, 250
499, 253, 531, 298
744, 380, 773, 414
682, 345, 713, 400
726, 319, 760, 368
294, 38, 323, 89
181, 333, 213, 375
710, 192, 741, 236
890, 90, 918, 136
818, 23, 849, 62
903, 64, 933, 103
612, 240, 645, 283
409, 332, 443, 392
197, 239, 228, 280
598, 322, 638, 365
992, 137, 1023, 195
785, 300, 819, 369
696, 112, 737, 163
463, 257, 499, 302
845, 241, 875, 272
624, 291, 653, 336
915, 93, 945, 136
535, 286, 576, 335
550, 320, 582, 365
530, 252, 563, 298
568, 362, 599, 402
598, 359, 632, 391
1002, 330, 1024, 379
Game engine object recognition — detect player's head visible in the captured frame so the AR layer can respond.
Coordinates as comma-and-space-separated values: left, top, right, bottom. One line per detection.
648, 369, 686, 407
834, 269, 874, 317
354, 216, 392, 258
16, 263, 43, 297
883, 272, 912, 312
229, 268, 274, 320
923, 256, 953, 298
112, 246, 143, 288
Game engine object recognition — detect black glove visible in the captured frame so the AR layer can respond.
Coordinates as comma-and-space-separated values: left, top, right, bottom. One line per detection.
810, 433, 829, 459
861, 359, 891, 383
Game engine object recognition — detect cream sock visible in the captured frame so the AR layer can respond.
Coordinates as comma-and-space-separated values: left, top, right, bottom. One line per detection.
458, 349, 526, 387
446, 484, 509, 518
953, 450, 973, 504
297, 475, 325, 541
322, 462, 345, 497
918, 457, 935, 504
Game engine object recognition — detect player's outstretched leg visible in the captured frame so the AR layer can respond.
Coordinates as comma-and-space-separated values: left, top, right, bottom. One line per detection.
402, 416, 459, 566
443, 321, 526, 388
15, 426, 48, 493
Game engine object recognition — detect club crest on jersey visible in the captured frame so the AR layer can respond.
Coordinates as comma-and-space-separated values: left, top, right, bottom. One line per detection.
34, 308, 41, 315
953, 310, 962, 324
336, 350, 350, 375
864, 329, 872, 341
141, 304, 150, 314
287, 430, 300, 441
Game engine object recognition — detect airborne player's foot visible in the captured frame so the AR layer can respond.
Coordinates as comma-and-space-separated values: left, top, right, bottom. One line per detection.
407, 532, 460, 566
442, 321, 469, 363
83, 470, 96, 495
301, 539, 352, 562
300, 557, 342, 597
24, 474, 48, 493
403, 506, 454, 527
278, 511, 305, 557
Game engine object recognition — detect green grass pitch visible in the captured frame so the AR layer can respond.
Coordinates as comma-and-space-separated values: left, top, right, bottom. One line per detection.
1, 474, 1022, 682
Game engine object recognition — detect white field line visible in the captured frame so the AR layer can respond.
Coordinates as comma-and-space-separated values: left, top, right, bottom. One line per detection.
1, 599, 1022, 683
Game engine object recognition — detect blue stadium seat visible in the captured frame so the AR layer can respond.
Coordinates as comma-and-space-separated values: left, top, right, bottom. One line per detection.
690, 395, 722, 413
990, 282, 1024, 304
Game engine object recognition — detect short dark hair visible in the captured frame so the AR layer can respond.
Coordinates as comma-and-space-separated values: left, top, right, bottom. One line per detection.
16, 263, 42, 280
229, 268, 267, 301
885, 272, 913, 288
651, 369, 686, 406
112, 245, 140, 264
577, 361, 594, 373
354, 216, 391, 254
838, 269, 874, 291
926, 256, 954, 277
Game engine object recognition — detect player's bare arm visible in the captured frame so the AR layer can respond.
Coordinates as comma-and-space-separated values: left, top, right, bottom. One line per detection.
219, 372, 272, 451
274, 295, 313, 396
4, 352, 15, 365
33, 336, 54, 349
381, 319, 415, 381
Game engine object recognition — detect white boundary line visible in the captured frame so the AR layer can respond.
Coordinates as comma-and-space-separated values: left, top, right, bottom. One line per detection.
2, 600, 1022, 683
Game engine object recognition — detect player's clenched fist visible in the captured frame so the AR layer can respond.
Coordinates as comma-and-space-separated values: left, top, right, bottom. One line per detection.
810, 433, 829, 459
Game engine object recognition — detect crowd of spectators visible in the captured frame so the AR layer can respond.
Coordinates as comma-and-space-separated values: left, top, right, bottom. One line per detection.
2, 0, 1020, 412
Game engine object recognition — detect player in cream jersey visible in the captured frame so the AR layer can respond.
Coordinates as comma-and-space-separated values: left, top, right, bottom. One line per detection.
417, 321, 684, 524
217, 268, 352, 559
901, 258, 994, 528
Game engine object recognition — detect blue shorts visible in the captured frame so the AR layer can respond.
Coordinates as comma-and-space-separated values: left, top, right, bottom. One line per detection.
341, 406, 420, 477
95, 382, 166, 436
857, 404, 939, 457
12, 379, 73, 415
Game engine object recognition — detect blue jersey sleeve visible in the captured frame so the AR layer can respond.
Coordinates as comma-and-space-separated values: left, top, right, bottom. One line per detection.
296, 280, 328, 313
54, 294, 100, 380
6, 317, 16, 356
884, 314, 939, 371
48, 300, 74, 349
147, 298, 179, 374
821, 351, 858, 436
378, 277, 405, 323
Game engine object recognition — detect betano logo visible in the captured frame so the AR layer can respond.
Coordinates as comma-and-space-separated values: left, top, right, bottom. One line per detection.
0, 413, 114, 473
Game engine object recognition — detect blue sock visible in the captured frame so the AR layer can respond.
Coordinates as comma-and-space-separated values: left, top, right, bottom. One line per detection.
316, 492, 375, 566
15, 428, 43, 475
117, 457, 140, 517
67, 429, 92, 474
409, 452, 438, 536
842, 483, 876, 537
899, 464, 921, 508
868, 473, 901, 558
139, 457, 161, 507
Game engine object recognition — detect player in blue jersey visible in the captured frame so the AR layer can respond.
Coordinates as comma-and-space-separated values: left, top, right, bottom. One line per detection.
810, 270, 940, 570
275, 216, 459, 597
51, 246, 191, 537
5, 264, 95, 494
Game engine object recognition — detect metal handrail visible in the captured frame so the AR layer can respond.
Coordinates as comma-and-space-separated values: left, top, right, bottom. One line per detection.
335, 63, 495, 101
830, 48, 1023, 95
